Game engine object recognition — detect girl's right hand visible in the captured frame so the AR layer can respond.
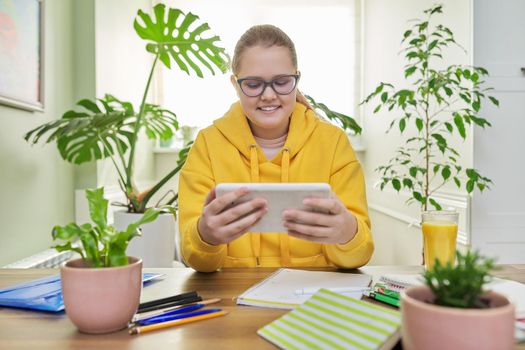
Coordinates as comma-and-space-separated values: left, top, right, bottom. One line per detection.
197, 187, 268, 245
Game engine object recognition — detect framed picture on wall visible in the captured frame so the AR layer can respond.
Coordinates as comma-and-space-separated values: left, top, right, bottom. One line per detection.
0, 0, 44, 112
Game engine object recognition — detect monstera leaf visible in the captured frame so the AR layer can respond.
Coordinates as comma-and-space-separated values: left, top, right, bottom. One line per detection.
143, 103, 179, 141
25, 95, 136, 164
134, 3, 229, 77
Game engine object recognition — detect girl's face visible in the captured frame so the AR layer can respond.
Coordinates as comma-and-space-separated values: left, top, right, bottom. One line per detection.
232, 45, 297, 139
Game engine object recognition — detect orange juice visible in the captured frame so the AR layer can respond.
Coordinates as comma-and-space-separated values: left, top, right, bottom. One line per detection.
422, 220, 458, 270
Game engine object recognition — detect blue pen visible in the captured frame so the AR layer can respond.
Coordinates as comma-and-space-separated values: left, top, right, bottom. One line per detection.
135, 303, 204, 324
138, 308, 222, 326
149, 303, 204, 319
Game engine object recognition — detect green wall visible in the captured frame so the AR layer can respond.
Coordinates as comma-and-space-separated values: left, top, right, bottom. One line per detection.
0, 0, 95, 266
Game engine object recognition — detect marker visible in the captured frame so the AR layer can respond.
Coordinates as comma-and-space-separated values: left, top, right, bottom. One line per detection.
367, 291, 400, 308
294, 287, 370, 295
129, 310, 228, 335
373, 283, 401, 300
136, 295, 203, 313
138, 291, 198, 311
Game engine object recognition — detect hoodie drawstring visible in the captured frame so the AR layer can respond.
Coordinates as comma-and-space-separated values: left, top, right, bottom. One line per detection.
249, 144, 292, 267
249, 145, 261, 266
280, 147, 291, 267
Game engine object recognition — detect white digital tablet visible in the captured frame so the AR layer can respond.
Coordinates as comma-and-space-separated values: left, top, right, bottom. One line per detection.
215, 183, 331, 233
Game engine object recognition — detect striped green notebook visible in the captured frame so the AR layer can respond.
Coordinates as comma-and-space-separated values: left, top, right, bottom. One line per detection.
258, 288, 401, 350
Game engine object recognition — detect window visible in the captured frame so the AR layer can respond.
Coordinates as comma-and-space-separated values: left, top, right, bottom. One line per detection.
159, 0, 360, 131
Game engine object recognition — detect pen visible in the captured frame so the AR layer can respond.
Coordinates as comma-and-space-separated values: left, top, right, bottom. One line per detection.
133, 304, 205, 326
129, 310, 228, 335
137, 295, 203, 313
138, 308, 223, 326
138, 291, 198, 311
367, 291, 400, 308
132, 298, 221, 323
294, 287, 370, 295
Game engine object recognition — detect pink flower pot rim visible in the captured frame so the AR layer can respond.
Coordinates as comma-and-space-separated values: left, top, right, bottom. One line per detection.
62, 256, 142, 271
402, 285, 514, 316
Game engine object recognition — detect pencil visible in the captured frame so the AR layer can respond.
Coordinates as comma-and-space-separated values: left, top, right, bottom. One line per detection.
129, 310, 228, 335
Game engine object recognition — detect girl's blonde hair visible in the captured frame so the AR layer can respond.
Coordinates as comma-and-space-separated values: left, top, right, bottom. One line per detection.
231, 24, 313, 109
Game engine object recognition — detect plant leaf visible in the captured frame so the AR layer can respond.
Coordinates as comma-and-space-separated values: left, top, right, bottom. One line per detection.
25, 96, 135, 165
454, 113, 466, 139
134, 4, 229, 77
85, 187, 108, 230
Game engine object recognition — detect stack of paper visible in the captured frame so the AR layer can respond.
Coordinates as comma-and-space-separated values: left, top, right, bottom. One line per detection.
237, 268, 372, 309
258, 288, 401, 350
0, 273, 162, 312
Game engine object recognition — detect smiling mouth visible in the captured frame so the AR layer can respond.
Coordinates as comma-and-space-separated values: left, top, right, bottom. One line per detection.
258, 106, 280, 112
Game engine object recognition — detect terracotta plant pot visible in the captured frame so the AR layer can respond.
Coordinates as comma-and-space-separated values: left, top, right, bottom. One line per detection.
401, 285, 515, 350
61, 257, 142, 334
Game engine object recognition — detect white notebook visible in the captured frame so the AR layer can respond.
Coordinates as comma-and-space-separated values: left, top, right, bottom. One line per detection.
237, 268, 372, 309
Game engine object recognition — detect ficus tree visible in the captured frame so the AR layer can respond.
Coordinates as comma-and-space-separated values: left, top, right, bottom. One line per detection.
25, 4, 229, 213
361, 5, 498, 211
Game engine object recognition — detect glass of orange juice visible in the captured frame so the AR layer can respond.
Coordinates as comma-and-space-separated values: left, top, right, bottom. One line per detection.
421, 210, 459, 270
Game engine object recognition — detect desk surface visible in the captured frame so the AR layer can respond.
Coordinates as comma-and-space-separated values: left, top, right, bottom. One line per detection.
1, 265, 525, 350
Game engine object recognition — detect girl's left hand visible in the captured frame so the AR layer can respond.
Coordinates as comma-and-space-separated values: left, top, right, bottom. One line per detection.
282, 193, 358, 244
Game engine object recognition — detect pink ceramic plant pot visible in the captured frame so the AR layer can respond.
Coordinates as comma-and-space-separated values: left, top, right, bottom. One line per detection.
401, 285, 515, 350
61, 257, 142, 334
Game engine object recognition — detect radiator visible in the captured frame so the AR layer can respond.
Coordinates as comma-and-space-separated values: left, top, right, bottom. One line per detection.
3, 249, 77, 268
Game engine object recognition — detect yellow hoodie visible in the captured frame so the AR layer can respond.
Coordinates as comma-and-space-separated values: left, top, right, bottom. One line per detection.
179, 102, 373, 272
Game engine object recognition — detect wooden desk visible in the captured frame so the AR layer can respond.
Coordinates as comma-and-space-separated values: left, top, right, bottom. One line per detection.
1, 265, 524, 350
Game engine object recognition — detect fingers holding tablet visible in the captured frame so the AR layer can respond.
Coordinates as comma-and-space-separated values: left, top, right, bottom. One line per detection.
283, 194, 358, 244
198, 186, 268, 245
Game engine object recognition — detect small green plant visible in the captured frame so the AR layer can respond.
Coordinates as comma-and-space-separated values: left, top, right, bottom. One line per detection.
25, 4, 229, 213
52, 188, 166, 267
361, 5, 498, 210
423, 250, 496, 308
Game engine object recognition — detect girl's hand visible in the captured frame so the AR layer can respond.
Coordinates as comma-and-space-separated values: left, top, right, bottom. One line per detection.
197, 187, 268, 245
282, 192, 358, 244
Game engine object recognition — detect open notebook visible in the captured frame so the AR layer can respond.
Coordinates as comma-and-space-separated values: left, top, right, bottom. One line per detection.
258, 288, 401, 350
237, 268, 372, 309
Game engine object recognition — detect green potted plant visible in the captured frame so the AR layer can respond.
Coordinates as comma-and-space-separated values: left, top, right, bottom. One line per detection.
361, 4, 499, 266
361, 4, 498, 211
401, 251, 515, 350
24, 4, 229, 266
55, 187, 165, 334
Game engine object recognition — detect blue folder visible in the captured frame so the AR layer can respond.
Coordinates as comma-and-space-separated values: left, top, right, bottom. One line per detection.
0, 273, 162, 312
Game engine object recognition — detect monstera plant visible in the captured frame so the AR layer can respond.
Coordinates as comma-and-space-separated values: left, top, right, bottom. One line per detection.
25, 4, 229, 213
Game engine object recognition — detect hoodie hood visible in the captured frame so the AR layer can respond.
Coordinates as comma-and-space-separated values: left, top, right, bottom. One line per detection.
213, 101, 319, 163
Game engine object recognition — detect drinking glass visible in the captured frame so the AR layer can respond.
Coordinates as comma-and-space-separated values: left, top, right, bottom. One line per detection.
421, 210, 459, 270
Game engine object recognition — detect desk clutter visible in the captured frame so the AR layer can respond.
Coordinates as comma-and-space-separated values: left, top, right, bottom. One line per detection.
129, 293, 225, 335
2, 268, 525, 346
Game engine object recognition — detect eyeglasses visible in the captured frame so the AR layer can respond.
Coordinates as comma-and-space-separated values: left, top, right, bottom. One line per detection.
235, 74, 300, 97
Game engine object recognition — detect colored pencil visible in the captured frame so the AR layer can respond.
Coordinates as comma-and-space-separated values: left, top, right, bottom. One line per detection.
129, 310, 228, 335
